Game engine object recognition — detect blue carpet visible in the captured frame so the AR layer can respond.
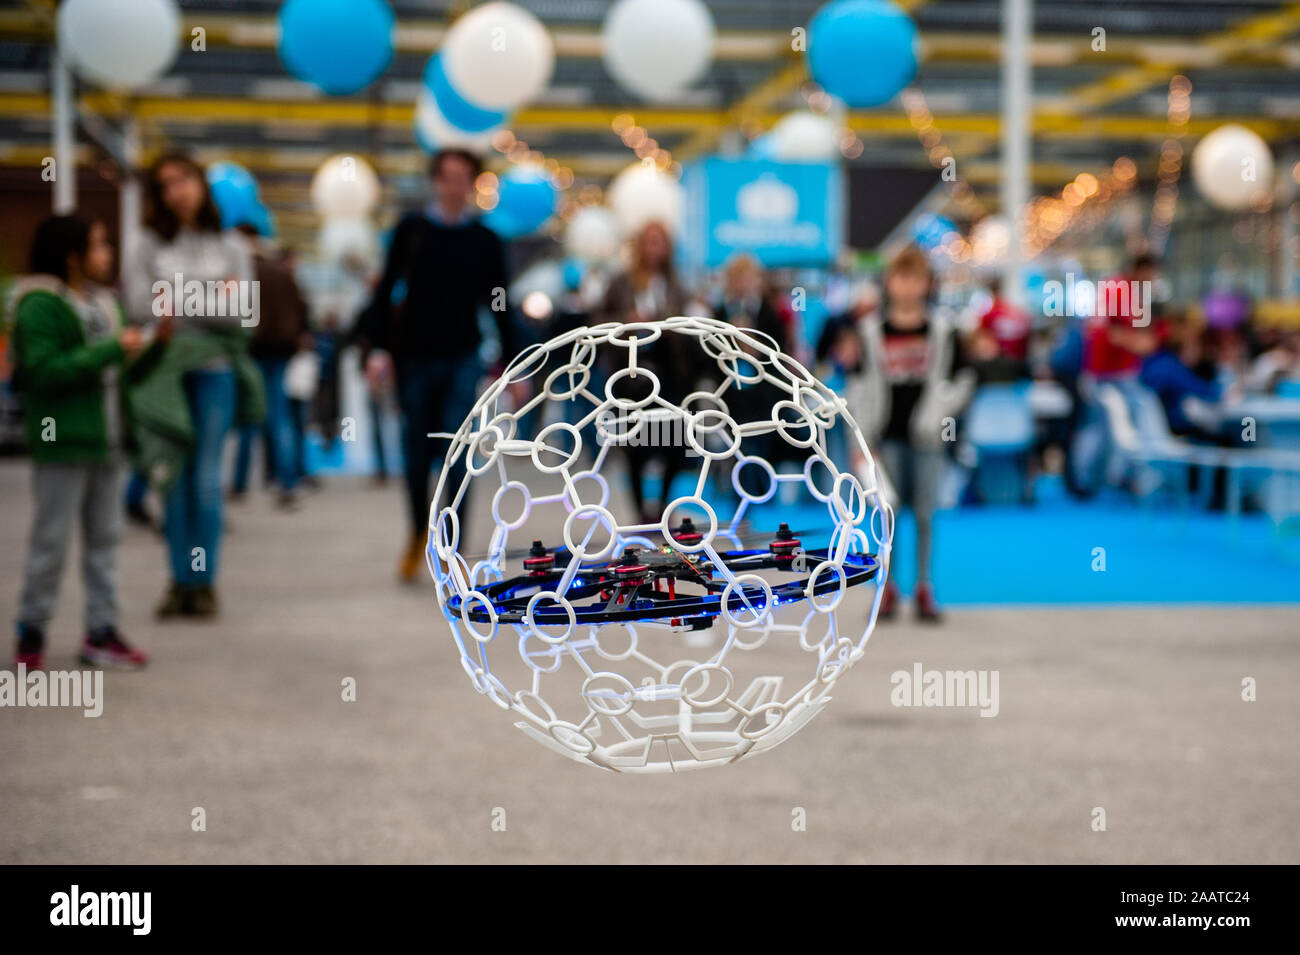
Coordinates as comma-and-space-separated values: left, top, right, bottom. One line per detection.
743, 488, 1300, 606
306, 436, 1299, 605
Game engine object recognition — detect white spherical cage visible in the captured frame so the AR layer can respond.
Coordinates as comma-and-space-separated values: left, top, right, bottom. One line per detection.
427, 316, 894, 773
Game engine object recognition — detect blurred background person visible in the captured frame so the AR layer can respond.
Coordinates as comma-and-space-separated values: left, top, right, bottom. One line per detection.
598, 220, 695, 523
355, 149, 515, 582
10, 215, 168, 669
125, 153, 262, 619
230, 223, 309, 509
846, 245, 974, 622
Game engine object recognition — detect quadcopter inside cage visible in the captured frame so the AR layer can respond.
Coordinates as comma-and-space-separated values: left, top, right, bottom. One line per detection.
427, 315, 893, 773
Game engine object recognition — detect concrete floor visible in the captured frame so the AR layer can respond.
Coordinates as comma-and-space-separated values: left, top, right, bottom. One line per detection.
1, 457, 1297, 864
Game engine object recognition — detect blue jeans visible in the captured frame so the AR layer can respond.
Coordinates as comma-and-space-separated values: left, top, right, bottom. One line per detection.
398, 356, 480, 537
165, 368, 235, 586
232, 357, 297, 493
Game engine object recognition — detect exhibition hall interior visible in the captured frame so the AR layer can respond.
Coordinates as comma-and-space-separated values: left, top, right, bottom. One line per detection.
0, 0, 1297, 870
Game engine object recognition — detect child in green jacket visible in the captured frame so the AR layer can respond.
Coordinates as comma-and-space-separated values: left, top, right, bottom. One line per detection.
10, 215, 167, 670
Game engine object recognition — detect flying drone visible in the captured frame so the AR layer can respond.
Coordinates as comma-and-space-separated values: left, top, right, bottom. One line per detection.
445, 520, 882, 632
427, 316, 893, 773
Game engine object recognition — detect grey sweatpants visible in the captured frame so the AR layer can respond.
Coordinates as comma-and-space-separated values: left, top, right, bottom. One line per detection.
878, 440, 943, 586
17, 460, 123, 631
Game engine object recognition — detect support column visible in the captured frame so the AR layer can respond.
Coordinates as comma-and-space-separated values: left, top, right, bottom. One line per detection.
1000, 0, 1032, 306
51, 44, 75, 214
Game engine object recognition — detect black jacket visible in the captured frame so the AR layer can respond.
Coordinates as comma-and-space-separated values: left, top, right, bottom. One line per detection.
357, 211, 515, 364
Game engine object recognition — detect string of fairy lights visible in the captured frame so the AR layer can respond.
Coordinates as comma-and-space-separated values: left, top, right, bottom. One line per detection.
1022, 158, 1140, 258
472, 129, 577, 230
469, 74, 1297, 269
1147, 74, 1192, 254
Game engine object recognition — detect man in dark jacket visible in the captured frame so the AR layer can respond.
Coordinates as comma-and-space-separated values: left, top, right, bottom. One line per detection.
356, 149, 517, 582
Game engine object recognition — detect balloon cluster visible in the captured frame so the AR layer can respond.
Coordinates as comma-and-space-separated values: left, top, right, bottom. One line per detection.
414, 2, 554, 154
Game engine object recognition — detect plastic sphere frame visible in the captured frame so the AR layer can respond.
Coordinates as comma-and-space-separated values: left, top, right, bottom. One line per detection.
426, 316, 894, 773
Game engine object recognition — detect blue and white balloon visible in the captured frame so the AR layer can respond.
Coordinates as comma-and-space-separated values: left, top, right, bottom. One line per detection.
441, 2, 554, 111
423, 54, 509, 134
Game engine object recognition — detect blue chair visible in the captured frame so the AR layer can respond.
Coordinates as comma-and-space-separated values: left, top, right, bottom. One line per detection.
965, 383, 1035, 503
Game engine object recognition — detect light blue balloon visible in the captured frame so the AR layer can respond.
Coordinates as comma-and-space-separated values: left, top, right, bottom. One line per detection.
414, 121, 437, 155
562, 258, 584, 291
424, 54, 508, 134
240, 201, 276, 238
278, 0, 394, 96
482, 206, 526, 239
911, 212, 955, 251
206, 161, 260, 230
491, 167, 558, 237
808, 0, 918, 108
746, 133, 777, 159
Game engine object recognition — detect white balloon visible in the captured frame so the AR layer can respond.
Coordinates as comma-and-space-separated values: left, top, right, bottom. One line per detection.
318, 217, 378, 266
442, 1, 554, 111
970, 215, 1012, 263
310, 155, 381, 219
602, 0, 715, 102
769, 110, 841, 161
414, 87, 501, 153
57, 0, 181, 91
564, 207, 621, 263
1192, 124, 1275, 211
510, 260, 566, 307
606, 163, 686, 238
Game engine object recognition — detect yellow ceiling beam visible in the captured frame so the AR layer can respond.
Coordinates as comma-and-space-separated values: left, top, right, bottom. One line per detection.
0, 141, 1113, 190
3, 92, 1298, 141
1036, 2, 1300, 133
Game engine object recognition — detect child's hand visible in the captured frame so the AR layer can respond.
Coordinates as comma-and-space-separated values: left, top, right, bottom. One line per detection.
119, 327, 144, 356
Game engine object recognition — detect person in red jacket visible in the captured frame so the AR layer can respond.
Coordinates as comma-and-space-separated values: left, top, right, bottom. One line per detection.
1084, 253, 1159, 380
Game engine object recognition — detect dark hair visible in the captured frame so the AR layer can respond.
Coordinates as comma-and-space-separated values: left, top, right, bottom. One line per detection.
28, 214, 91, 282
429, 148, 483, 181
1131, 252, 1158, 272
144, 152, 223, 241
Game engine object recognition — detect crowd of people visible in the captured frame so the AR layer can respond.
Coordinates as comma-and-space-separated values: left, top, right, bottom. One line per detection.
9, 146, 1300, 669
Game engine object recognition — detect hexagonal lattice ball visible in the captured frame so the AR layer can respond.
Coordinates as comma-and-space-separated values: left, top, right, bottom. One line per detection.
428, 316, 894, 773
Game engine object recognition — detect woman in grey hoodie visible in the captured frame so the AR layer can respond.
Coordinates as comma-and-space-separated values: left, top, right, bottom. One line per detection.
124, 153, 255, 619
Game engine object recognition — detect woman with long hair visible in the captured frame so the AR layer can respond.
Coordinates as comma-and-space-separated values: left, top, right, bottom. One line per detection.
597, 221, 697, 523
125, 153, 262, 619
